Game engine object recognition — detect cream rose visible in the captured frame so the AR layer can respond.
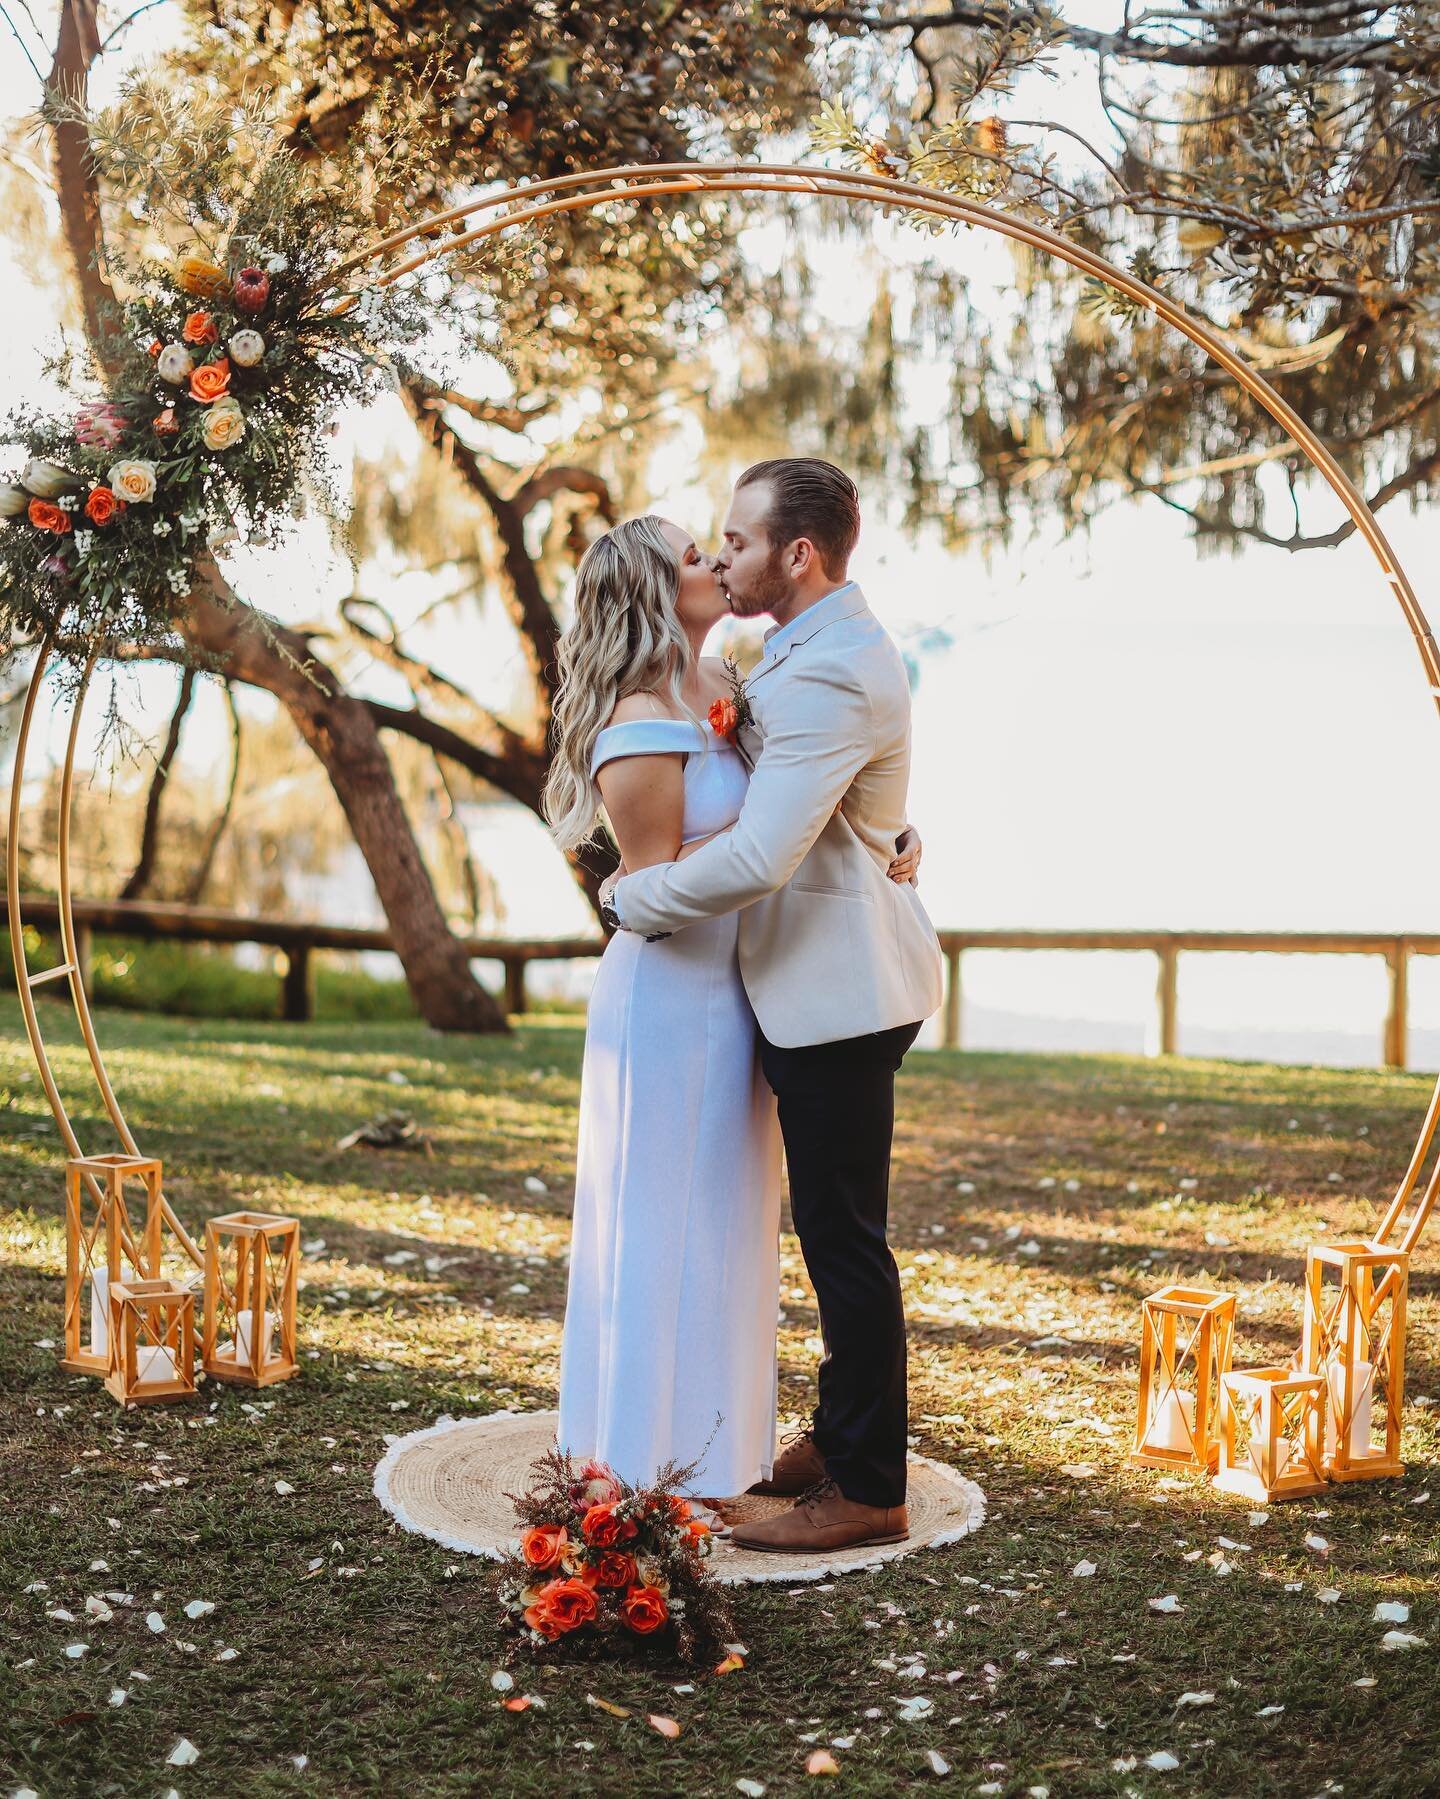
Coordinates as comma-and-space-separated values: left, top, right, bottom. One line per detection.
200, 397, 246, 451
228, 329, 265, 368
107, 459, 158, 505
21, 458, 76, 500
156, 343, 195, 385
0, 483, 29, 518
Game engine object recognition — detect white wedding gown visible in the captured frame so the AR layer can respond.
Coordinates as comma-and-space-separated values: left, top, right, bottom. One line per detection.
556, 718, 783, 1496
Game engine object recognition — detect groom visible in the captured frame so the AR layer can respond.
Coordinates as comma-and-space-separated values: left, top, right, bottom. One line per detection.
601, 458, 944, 1552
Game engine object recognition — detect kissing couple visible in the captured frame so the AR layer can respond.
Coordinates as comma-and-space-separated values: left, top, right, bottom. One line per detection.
543, 458, 944, 1555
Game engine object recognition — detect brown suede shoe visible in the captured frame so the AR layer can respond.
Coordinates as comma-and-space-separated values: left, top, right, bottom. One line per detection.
732, 1477, 908, 1553
747, 1428, 827, 1498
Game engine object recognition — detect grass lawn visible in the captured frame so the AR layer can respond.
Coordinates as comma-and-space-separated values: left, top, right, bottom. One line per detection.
1, 995, 1436, 1797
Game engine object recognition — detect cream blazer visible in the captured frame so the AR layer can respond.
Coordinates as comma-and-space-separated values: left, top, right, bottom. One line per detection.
613, 584, 945, 1048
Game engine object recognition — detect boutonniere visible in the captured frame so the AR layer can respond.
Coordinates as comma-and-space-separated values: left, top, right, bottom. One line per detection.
707, 656, 754, 744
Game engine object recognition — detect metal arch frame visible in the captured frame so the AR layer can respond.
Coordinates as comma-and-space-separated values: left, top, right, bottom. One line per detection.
7, 158, 1437, 1254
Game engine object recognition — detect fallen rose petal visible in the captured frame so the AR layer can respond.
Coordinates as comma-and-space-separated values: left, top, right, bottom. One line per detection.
715, 1653, 745, 1675
1145, 1750, 1180, 1771
1317, 1589, 1342, 1605
1354, 1676, 1378, 1688
1381, 1630, 1428, 1651
1148, 1595, 1183, 1614
1176, 1691, 1214, 1707
736, 1782, 766, 1798
146, 1612, 165, 1634
806, 1750, 841, 1776
63, 1643, 88, 1659
504, 1697, 531, 1712
1256, 1705, 1285, 1717
648, 1715, 681, 1739
1374, 1601, 1410, 1624
274, 1480, 295, 1496
490, 1670, 515, 1692
166, 1739, 200, 1767
215, 1647, 238, 1662
926, 1749, 951, 1776
1072, 1560, 1097, 1578
1304, 1533, 1330, 1554
585, 1694, 631, 1719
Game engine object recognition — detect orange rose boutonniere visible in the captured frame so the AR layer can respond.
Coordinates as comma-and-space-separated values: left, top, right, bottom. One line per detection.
708, 656, 752, 744
189, 357, 232, 404
27, 498, 71, 534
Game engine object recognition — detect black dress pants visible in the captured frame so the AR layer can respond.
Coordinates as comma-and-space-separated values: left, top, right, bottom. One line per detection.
757, 1019, 922, 1509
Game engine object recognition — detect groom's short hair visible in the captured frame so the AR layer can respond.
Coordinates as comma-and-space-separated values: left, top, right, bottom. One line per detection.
736, 457, 860, 577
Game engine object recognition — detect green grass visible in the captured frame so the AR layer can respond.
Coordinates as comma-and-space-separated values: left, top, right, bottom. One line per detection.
1, 997, 1436, 1796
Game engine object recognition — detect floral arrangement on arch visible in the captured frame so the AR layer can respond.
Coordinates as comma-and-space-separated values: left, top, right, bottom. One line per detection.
497, 1447, 735, 1665
0, 80, 461, 682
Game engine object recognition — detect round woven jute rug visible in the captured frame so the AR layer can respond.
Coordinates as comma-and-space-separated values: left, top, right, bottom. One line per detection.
373, 1410, 986, 1586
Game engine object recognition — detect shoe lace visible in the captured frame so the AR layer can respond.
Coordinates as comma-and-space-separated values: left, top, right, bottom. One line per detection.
797, 1474, 838, 1511
778, 1425, 815, 1455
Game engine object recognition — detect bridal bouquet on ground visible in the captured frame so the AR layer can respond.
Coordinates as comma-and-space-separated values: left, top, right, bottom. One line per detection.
497, 1448, 734, 1665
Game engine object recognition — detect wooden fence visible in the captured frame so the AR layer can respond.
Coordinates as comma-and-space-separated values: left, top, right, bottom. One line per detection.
4, 898, 1437, 1069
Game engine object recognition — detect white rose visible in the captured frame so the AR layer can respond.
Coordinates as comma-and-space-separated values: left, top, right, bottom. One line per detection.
21, 458, 76, 499
200, 397, 246, 451
156, 343, 195, 385
108, 459, 158, 505
228, 329, 265, 367
0, 483, 29, 517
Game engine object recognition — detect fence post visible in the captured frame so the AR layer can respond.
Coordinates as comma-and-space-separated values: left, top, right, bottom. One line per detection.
942, 947, 962, 1049
505, 956, 527, 1017
1384, 939, 1409, 1070
1153, 943, 1178, 1057
281, 943, 314, 1023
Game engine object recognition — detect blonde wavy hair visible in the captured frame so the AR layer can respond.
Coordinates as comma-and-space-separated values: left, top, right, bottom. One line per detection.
542, 515, 697, 853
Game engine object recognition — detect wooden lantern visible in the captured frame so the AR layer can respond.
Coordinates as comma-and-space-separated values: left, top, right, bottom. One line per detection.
1130, 1284, 1236, 1472
1301, 1239, 1408, 1482
1213, 1366, 1328, 1503
104, 1276, 196, 1407
63, 1154, 163, 1375
202, 1211, 300, 1387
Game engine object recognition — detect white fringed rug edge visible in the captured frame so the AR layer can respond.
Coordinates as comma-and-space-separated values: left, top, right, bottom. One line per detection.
373, 1410, 986, 1587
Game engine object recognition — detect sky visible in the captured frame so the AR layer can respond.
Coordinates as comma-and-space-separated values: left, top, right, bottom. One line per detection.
4, 6, 1440, 1067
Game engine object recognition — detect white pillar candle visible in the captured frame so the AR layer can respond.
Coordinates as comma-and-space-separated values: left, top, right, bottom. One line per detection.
1324, 1354, 1374, 1457
134, 1344, 177, 1385
1149, 1387, 1195, 1452
89, 1264, 138, 1358
232, 1307, 277, 1364
1246, 1428, 1291, 1482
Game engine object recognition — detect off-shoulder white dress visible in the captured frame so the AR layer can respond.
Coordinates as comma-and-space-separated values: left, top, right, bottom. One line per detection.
556, 719, 782, 1496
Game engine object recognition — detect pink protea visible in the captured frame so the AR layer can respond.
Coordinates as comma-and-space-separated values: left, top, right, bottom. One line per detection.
74, 402, 128, 451
568, 1459, 622, 1509
232, 266, 270, 314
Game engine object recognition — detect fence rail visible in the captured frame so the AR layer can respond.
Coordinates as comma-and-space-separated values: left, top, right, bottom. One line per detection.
4, 897, 1436, 1068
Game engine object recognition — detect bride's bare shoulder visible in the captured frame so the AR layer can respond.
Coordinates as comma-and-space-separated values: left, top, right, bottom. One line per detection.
605, 690, 677, 729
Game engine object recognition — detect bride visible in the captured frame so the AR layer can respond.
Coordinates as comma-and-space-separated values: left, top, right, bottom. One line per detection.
542, 514, 919, 1504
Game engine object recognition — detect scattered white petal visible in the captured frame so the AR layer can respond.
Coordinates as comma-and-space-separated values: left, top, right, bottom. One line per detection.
1060, 1463, 1097, 1480
166, 1739, 200, 1767
1317, 1588, 1342, 1606
1113, 1758, 1137, 1773
1145, 1751, 1181, 1771
1072, 1560, 1097, 1578
491, 1670, 515, 1692
1304, 1533, 1330, 1554
63, 1642, 89, 1659
925, 1750, 950, 1776
523, 1177, 548, 1195
1248, 1512, 1270, 1527
274, 1480, 295, 1496
1176, 1692, 1214, 1707
736, 1783, 766, 1798
146, 1611, 166, 1633
183, 1600, 215, 1620
109, 1687, 129, 1707
1255, 1705, 1285, 1717
1148, 1595, 1183, 1614
896, 1695, 934, 1721
1374, 1601, 1410, 1624
215, 1647, 239, 1662
1354, 1676, 1378, 1688
292, 1756, 309, 1771
1411, 1492, 1431, 1506
89, 1560, 110, 1573
46, 1607, 77, 1623
1381, 1630, 1428, 1651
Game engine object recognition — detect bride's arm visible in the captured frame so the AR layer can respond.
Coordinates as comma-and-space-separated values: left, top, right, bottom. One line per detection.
594, 751, 686, 874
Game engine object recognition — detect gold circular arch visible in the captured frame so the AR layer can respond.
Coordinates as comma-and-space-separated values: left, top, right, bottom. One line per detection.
9, 160, 1438, 1256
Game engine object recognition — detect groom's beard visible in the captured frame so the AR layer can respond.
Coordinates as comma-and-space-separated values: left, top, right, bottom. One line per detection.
725, 546, 793, 620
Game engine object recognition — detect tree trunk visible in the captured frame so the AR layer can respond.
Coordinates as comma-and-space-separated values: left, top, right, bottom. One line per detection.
184, 679, 241, 905
120, 664, 195, 900
183, 568, 508, 1033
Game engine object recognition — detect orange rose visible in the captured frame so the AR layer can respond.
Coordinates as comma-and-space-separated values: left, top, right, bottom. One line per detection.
708, 696, 739, 740
182, 310, 219, 345
148, 339, 163, 358
27, 498, 71, 534
667, 1496, 693, 1522
83, 486, 122, 526
188, 358, 231, 404
520, 1523, 567, 1572
523, 1575, 598, 1639
593, 1549, 638, 1589
581, 1501, 638, 1548
619, 1583, 669, 1635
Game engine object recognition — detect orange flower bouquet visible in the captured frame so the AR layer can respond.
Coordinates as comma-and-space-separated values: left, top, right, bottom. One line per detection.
497, 1446, 734, 1664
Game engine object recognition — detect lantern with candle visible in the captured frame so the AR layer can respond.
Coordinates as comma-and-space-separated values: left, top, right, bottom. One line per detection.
1301, 1239, 1408, 1482
202, 1211, 300, 1387
63, 1153, 162, 1375
1212, 1366, 1328, 1503
1130, 1284, 1236, 1472
103, 1276, 197, 1406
